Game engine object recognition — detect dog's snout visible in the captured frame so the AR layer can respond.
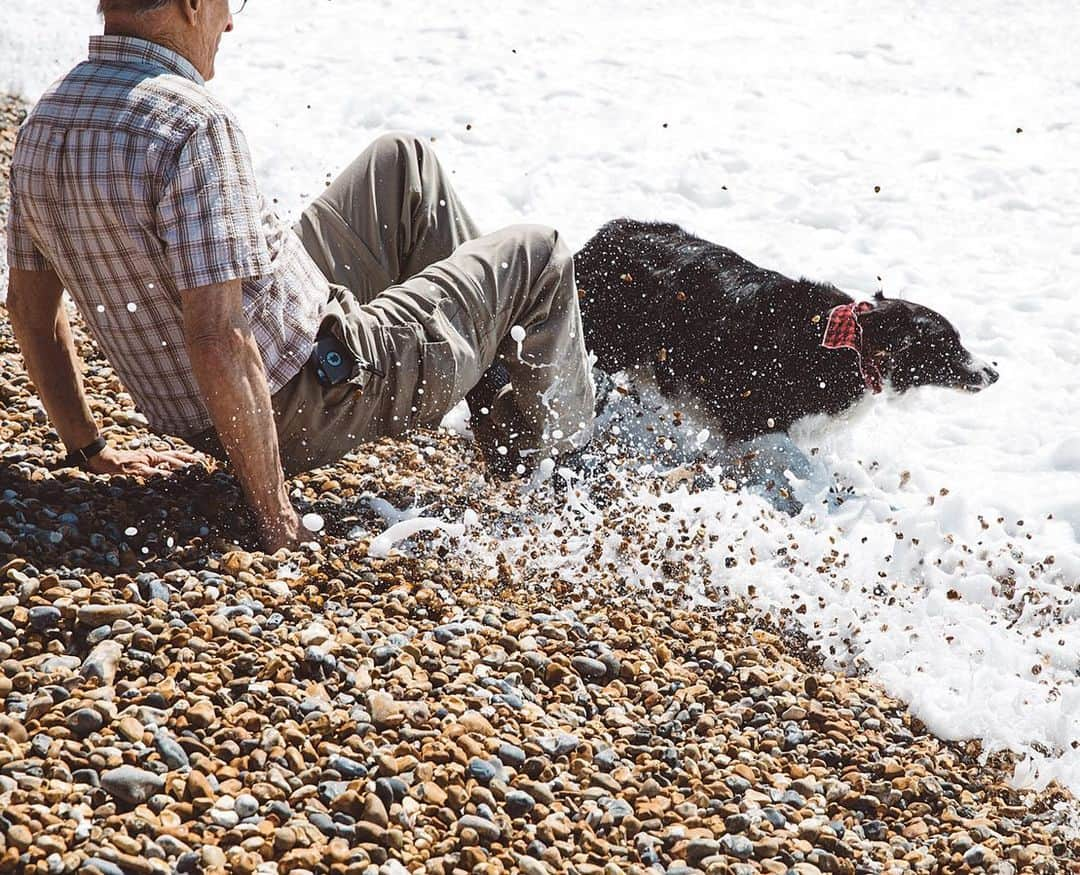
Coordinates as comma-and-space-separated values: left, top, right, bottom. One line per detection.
983, 365, 1000, 385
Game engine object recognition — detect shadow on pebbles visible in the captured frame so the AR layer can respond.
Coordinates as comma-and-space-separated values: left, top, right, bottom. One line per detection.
0, 96, 1078, 875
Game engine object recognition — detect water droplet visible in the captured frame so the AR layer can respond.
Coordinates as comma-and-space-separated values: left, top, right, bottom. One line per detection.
510, 325, 526, 343
302, 512, 324, 533
125, 526, 138, 536
126, 302, 137, 313
96, 304, 105, 313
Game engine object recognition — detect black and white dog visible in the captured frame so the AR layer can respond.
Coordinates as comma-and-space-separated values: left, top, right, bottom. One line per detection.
575, 219, 998, 443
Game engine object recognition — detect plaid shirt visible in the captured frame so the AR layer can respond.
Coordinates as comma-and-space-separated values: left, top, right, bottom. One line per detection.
6, 36, 328, 437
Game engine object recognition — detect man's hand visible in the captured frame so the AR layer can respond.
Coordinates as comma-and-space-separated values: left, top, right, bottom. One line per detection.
259, 507, 320, 554
85, 445, 204, 478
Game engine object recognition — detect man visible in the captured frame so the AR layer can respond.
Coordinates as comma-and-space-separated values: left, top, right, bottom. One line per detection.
5, 0, 595, 551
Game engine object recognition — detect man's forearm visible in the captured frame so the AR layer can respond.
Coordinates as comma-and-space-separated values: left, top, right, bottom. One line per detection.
8, 300, 100, 452
186, 320, 293, 524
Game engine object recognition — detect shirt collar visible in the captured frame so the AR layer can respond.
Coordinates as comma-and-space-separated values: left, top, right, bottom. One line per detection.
88, 35, 205, 86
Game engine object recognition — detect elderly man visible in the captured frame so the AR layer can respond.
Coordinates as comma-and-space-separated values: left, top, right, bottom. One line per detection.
6, 0, 594, 551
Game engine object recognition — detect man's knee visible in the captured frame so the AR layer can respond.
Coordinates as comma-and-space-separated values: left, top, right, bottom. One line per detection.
514, 224, 568, 271
370, 130, 427, 163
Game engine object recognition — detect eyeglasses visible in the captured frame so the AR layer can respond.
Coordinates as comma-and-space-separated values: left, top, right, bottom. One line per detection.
230, 0, 248, 13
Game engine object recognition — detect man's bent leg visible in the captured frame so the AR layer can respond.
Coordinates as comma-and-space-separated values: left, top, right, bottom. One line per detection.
275, 224, 594, 475
366, 224, 595, 459
294, 132, 480, 303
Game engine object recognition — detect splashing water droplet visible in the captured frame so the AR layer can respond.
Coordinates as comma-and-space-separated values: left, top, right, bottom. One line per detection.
510, 325, 526, 343
302, 512, 324, 533
126, 302, 137, 313
96, 304, 105, 313
124, 526, 138, 536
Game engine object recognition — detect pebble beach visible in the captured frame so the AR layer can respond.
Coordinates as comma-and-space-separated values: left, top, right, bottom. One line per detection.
1, 95, 1079, 875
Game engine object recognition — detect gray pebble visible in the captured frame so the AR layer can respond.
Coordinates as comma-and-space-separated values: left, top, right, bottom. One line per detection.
67, 707, 104, 738
101, 765, 165, 805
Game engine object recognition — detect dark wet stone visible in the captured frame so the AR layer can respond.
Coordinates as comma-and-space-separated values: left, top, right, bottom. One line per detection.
309, 810, 340, 838
468, 757, 498, 784
327, 754, 367, 779
154, 730, 190, 769
762, 807, 786, 828
496, 742, 526, 768
720, 834, 754, 860
724, 775, 751, 795
375, 776, 407, 809
505, 789, 535, 817
571, 655, 608, 681
725, 812, 751, 833
863, 820, 887, 841
67, 708, 104, 738
72, 769, 100, 787
28, 606, 61, 631
780, 789, 807, 807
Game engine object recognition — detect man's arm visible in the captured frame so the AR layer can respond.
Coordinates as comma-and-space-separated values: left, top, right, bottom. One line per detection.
180, 278, 308, 551
6, 267, 199, 476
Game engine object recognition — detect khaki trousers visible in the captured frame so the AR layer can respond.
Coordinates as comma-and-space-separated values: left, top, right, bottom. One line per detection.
195, 132, 594, 477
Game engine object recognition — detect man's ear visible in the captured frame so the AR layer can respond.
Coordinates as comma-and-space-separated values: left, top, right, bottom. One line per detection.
179, 0, 199, 25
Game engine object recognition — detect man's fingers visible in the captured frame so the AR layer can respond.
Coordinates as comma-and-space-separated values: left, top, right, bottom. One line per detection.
162, 449, 204, 463
150, 450, 201, 469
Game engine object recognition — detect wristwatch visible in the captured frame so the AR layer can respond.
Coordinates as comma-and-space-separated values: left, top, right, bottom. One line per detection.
60, 436, 107, 471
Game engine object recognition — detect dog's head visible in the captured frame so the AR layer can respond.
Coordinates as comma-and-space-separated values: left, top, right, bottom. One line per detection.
862, 294, 999, 394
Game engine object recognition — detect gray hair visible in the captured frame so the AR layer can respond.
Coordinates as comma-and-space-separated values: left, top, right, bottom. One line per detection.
97, 0, 172, 14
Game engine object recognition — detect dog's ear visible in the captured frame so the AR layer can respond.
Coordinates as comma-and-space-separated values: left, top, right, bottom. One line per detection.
860, 299, 914, 351
873, 290, 885, 303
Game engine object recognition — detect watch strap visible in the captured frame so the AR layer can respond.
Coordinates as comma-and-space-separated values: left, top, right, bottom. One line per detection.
61, 436, 107, 471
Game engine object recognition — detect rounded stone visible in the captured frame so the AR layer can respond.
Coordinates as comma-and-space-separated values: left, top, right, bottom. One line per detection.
101, 765, 165, 805
67, 707, 105, 738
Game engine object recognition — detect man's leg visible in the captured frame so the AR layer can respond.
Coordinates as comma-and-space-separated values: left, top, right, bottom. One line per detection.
294, 132, 480, 302
275, 224, 595, 475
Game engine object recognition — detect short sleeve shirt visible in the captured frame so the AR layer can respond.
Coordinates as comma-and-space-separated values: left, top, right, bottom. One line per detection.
6, 36, 328, 437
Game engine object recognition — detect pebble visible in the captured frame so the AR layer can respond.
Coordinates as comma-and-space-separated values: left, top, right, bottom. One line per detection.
81, 639, 123, 685
720, 834, 754, 860
459, 814, 501, 842
67, 707, 105, 737
28, 605, 61, 630
235, 793, 260, 818
468, 756, 499, 784
101, 765, 165, 805
505, 789, 536, 817
77, 602, 137, 625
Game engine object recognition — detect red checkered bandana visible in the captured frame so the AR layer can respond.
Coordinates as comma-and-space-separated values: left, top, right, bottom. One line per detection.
820, 302, 883, 394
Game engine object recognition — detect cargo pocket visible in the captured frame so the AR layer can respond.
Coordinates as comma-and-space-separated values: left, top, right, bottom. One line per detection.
417, 338, 458, 426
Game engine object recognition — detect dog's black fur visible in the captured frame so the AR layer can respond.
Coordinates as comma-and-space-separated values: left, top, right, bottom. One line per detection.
575, 219, 998, 441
